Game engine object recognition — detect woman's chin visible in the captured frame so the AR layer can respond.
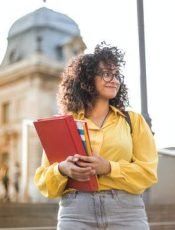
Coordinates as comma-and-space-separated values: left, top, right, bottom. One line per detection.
106, 91, 118, 99
102, 93, 118, 100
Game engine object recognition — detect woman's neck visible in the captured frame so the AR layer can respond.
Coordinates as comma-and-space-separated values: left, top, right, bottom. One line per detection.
85, 100, 110, 128
86, 99, 110, 119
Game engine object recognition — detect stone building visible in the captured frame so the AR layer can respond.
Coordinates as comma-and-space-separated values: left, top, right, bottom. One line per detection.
0, 7, 86, 202
148, 147, 175, 205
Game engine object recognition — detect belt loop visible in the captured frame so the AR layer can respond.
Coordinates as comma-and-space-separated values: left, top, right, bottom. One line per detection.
111, 189, 116, 199
74, 190, 78, 198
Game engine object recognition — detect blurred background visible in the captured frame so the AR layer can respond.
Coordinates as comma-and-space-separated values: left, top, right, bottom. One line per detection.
0, 0, 175, 229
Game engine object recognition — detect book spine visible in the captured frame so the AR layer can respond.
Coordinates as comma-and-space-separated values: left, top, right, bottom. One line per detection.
66, 116, 98, 191
84, 123, 93, 155
75, 121, 87, 154
65, 116, 86, 156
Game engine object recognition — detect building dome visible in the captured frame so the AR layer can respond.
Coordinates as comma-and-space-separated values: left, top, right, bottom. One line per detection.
1, 7, 85, 67
8, 7, 80, 38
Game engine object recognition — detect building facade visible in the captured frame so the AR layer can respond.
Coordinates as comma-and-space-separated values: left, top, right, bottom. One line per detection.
0, 7, 86, 202
148, 148, 175, 205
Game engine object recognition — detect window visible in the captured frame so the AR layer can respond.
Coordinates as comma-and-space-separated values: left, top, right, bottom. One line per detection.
72, 48, 79, 56
8, 49, 22, 64
56, 46, 64, 60
1, 152, 9, 164
2, 102, 10, 124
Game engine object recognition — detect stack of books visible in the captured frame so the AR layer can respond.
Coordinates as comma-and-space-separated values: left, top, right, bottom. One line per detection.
33, 115, 98, 192
75, 119, 92, 156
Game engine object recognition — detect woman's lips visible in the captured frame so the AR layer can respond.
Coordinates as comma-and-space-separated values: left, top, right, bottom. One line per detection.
105, 85, 118, 88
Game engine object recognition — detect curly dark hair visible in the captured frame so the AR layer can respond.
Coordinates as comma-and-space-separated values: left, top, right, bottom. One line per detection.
58, 42, 129, 114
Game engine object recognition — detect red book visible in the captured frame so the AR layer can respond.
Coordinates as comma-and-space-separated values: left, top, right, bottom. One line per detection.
33, 115, 98, 192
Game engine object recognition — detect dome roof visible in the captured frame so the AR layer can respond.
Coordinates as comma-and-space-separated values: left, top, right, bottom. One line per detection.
8, 7, 80, 38
1, 7, 85, 67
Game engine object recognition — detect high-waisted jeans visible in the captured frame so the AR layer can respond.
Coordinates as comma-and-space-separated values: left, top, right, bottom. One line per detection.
57, 190, 149, 230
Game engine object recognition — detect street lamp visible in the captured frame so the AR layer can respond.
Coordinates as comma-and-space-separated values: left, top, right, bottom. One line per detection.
137, 0, 153, 131
137, 0, 153, 204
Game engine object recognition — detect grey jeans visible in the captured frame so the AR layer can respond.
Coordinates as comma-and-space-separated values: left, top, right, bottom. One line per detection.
57, 190, 149, 230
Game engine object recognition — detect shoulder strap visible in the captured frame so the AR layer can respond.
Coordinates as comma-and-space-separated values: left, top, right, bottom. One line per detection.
122, 111, 132, 134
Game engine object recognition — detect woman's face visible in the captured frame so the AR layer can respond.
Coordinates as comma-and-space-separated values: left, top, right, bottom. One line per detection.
94, 62, 121, 101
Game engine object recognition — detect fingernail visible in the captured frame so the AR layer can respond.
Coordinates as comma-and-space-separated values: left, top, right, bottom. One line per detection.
73, 157, 79, 161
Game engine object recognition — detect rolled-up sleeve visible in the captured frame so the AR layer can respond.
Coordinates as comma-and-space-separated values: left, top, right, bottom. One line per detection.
107, 112, 158, 194
34, 152, 68, 198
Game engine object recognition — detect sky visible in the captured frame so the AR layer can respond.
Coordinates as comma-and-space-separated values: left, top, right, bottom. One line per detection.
0, 0, 175, 149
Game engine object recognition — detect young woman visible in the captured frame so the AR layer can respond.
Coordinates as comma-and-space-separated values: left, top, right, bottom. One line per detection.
34, 42, 158, 230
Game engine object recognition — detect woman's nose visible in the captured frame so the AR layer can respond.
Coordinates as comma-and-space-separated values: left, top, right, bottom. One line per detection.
111, 76, 120, 84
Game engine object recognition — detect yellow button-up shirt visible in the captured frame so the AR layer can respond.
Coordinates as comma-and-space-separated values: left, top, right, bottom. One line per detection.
34, 105, 158, 198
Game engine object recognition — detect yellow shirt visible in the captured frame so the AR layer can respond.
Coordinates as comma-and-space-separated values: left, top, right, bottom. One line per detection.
34, 105, 158, 198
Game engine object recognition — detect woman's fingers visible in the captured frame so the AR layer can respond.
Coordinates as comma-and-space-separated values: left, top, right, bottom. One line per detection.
71, 165, 92, 173
73, 170, 95, 177
75, 161, 92, 168
66, 155, 79, 163
63, 155, 97, 180
70, 164, 96, 180
67, 154, 96, 163
74, 154, 95, 162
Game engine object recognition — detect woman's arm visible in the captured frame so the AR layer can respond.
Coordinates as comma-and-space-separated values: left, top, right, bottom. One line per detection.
103, 112, 158, 194
34, 151, 96, 198
75, 112, 158, 194
34, 152, 68, 198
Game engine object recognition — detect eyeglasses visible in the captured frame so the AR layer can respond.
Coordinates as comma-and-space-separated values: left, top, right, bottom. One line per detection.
97, 71, 124, 83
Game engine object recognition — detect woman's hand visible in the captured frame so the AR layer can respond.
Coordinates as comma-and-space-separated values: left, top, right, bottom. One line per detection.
74, 154, 111, 176
58, 156, 96, 181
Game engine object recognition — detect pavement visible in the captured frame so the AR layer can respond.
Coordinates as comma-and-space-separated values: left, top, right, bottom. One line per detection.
0, 203, 175, 230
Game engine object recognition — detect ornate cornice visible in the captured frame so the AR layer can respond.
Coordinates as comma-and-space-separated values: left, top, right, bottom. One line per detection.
0, 53, 63, 86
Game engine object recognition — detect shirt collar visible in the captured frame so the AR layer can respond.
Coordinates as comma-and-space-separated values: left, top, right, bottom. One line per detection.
74, 105, 126, 119
109, 105, 126, 117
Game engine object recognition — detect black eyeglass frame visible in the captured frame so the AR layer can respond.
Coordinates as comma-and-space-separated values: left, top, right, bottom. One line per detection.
96, 71, 124, 83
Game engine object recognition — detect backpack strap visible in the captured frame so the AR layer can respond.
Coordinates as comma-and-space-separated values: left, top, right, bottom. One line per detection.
122, 111, 132, 134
